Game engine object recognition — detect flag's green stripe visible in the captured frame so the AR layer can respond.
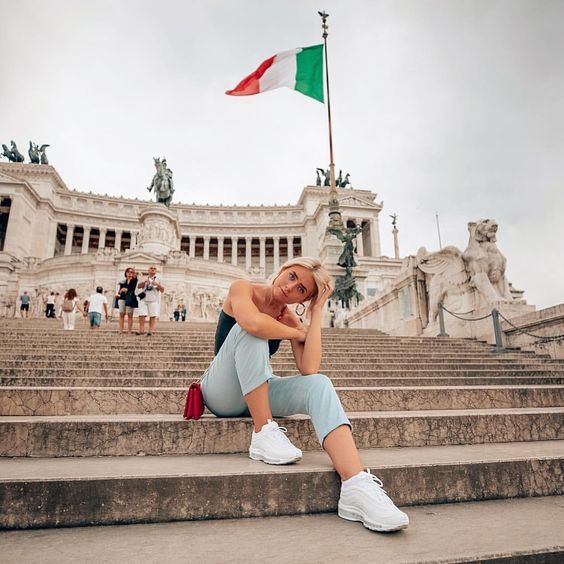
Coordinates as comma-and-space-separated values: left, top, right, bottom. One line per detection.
295, 44, 324, 103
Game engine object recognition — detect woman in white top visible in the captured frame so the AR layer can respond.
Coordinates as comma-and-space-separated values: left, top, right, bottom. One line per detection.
61, 288, 85, 330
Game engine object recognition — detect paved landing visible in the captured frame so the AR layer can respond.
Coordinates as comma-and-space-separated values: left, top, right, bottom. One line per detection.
1, 496, 563, 564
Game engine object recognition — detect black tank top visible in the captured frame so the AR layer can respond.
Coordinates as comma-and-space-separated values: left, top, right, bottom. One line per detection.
214, 310, 281, 357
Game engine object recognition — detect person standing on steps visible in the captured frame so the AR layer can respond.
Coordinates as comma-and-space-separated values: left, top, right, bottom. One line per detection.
137, 265, 165, 336
45, 292, 56, 318
200, 257, 409, 533
85, 286, 109, 331
61, 288, 85, 330
19, 291, 30, 319
116, 267, 138, 334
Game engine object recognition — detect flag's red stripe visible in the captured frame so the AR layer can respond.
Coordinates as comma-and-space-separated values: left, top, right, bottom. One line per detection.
225, 55, 276, 96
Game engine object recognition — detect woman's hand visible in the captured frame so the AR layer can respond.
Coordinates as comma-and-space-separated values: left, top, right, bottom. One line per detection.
310, 282, 333, 314
277, 306, 307, 342
277, 306, 301, 328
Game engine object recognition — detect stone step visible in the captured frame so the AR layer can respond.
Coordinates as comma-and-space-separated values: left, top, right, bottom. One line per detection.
0, 332, 490, 342
1, 441, 562, 529
3, 375, 564, 388
2, 386, 563, 416
0, 339, 501, 350
1, 367, 562, 379
0, 351, 546, 361
3, 497, 562, 563
2, 408, 562, 457
2, 360, 557, 371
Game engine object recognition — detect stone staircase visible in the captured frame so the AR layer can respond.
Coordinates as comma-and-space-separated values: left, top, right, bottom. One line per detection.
1, 319, 563, 562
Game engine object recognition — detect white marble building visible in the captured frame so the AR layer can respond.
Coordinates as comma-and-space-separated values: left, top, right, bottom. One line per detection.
0, 162, 402, 321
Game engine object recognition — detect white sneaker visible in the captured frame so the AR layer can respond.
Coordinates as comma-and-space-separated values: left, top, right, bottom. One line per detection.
249, 419, 303, 465
338, 470, 409, 532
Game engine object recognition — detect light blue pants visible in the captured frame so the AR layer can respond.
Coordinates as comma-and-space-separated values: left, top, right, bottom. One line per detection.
200, 324, 351, 446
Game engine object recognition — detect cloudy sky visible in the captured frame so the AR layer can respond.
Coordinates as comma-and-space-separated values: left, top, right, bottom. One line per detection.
1, 0, 562, 308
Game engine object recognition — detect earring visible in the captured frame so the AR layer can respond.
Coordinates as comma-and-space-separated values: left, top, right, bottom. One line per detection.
295, 303, 306, 316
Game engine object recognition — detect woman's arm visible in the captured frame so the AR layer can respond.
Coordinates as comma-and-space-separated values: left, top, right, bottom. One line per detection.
285, 282, 333, 375
74, 298, 84, 315
230, 280, 306, 341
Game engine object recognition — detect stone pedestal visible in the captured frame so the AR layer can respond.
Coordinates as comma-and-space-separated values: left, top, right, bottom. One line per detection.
137, 205, 181, 255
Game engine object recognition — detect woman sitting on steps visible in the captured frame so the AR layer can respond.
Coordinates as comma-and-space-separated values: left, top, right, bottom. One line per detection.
200, 257, 409, 532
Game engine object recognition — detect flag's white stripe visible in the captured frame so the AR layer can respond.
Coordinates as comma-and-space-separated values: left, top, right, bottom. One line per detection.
259, 48, 301, 92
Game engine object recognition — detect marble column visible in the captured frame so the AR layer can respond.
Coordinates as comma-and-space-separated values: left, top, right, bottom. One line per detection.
203, 236, 210, 261
115, 230, 122, 252
98, 228, 107, 249
81, 227, 91, 254
189, 236, 196, 258
287, 236, 294, 261
130, 231, 138, 250
231, 237, 238, 266
393, 227, 400, 259
259, 237, 266, 272
356, 220, 364, 257
371, 219, 381, 257
218, 236, 224, 262
245, 236, 252, 270
64, 224, 75, 255
273, 236, 280, 272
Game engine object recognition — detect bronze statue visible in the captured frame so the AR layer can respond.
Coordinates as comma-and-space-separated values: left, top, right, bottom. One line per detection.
390, 213, 398, 228
39, 144, 50, 165
1, 144, 11, 161
316, 167, 331, 186
339, 173, 351, 188
147, 157, 174, 207
9, 141, 24, 162
331, 266, 364, 309
28, 142, 40, 164
328, 223, 364, 269
315, 169, 322, 186
1, 141, 24, 162
336, 169, 343, 187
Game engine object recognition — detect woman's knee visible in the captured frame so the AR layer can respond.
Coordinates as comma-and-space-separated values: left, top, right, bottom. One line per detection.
305, 373, 333, 391
236, 327, 269, 350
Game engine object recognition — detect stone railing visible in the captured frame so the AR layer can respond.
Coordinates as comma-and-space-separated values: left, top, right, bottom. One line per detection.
501, 304, 564, 359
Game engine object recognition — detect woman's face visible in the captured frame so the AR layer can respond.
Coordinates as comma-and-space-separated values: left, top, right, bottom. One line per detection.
126, 268, 134, 278
273, 265, 316, 304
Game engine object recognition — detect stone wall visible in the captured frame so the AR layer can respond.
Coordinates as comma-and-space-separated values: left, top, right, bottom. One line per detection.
501, 304, 564, 359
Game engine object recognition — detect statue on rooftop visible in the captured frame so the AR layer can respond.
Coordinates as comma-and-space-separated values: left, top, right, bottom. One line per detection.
39, 144, 50, 164
1, 141, 24, 162
339, 173, 351, 188
147, 157, 174, 207
316, 167, 331, 186
28, 142, 40, 164
9, 141, 24, 162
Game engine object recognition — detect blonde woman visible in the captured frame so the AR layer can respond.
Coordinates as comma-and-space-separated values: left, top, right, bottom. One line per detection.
200, 257, 409, 532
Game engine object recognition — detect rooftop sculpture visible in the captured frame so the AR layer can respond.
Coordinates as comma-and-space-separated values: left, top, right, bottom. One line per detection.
147, 157, 174, 207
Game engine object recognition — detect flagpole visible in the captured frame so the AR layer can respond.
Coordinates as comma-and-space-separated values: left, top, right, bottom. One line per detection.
319, 11, 342, 230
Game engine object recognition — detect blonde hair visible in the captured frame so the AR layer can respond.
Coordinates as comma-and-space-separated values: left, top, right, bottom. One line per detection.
273, 257, 332, 304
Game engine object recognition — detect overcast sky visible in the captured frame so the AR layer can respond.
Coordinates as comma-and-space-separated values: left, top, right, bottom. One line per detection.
1, 0, 562, 309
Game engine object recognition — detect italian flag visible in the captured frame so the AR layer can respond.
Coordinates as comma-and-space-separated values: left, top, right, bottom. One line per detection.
226, 44, 324, 103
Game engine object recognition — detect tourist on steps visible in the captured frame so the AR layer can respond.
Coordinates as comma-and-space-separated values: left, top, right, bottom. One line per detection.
200, 257, 409, 533
116, 267, 138, 334
85, 286, 109, 331
61, 288, 85, 330
19, 291, 30, 318
137, 265, 164, 336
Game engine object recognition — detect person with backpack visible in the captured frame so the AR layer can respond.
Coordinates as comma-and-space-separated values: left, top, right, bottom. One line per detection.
61, 288, 85, 330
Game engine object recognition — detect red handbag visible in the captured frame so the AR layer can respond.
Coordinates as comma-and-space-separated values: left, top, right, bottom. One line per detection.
183, 381, 204, 420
